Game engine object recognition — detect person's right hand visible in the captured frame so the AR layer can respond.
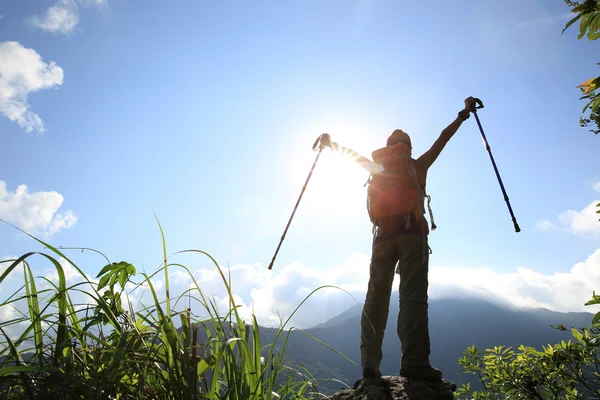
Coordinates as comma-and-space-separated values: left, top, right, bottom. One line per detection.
313, 133, 332, 151
319, 133, 332, 148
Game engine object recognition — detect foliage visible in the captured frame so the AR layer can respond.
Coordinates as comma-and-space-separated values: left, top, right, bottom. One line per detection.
456, 292, 600, 399
0, 220, 349, 400
564, 0, 600, 134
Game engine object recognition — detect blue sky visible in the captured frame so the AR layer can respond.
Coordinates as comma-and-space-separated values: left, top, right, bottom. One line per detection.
1, 0, 600, 327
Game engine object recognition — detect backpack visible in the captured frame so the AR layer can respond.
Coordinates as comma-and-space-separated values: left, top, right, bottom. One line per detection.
366, 142, 427, 227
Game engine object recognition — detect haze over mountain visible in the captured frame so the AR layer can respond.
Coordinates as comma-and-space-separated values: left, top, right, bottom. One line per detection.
269, 297, 594, 394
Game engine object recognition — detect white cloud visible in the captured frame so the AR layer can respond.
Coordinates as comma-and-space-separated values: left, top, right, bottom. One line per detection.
0, 256, 24, 275
2, 246, 600, 344
134, 253, 372, 329
515, 12, 572, 30
0, 256, 25, 296
42, 257, 85, 284
537, 184, 600, 238
0, 180, 77, 238
28, 0, 79, 35
78, 0, 107, 6
117, 248, 600, 329
535, 219, 558, 231
430, 249, 600, 313
27, 0, 107, 35
0, 41, 64, 133
47, 211, 78, 236
558, 201, 600, 237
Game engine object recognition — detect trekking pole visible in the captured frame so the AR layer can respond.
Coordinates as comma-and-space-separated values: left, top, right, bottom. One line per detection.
471, 102, 521, 233
268, 134, 332, 270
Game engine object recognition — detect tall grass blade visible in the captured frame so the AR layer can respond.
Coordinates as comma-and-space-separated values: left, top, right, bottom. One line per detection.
23, 262, 44, 366
153, 213, 171, 319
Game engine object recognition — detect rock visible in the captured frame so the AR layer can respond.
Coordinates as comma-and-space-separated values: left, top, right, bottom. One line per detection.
322, 375, 456, 400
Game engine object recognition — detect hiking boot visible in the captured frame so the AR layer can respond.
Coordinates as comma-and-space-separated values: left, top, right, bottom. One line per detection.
400, 365, 443, 382
353, 367, 383, 390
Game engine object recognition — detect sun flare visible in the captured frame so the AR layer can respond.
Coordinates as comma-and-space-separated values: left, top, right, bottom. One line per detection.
303, 148, 372, 213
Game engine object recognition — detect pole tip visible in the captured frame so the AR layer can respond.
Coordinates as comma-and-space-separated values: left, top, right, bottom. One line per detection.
513, 219, 521, 233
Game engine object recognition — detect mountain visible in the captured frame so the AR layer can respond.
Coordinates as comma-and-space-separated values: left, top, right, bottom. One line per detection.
273, 297, 594, 394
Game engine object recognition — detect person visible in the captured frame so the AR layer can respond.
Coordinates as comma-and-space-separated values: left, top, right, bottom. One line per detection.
344, 96, 481, 384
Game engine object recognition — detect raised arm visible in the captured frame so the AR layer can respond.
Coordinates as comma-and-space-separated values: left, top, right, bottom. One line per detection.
417, 97, 481, 171
331, 141, 384, 174
319, 134, 383, 174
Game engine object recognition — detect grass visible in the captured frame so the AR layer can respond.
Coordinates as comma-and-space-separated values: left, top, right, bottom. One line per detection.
0, 219, 355, 399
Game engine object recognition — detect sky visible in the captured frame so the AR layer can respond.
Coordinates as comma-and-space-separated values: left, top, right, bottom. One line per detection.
1, 0, 600, 329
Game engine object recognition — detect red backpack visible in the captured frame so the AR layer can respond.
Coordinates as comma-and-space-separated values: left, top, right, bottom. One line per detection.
366, 142, 426, 226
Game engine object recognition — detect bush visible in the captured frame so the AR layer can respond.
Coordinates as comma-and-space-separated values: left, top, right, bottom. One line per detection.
456, 293, 600, 399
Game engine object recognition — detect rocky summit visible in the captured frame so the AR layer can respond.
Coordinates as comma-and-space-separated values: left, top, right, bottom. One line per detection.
323, 376, 456, 400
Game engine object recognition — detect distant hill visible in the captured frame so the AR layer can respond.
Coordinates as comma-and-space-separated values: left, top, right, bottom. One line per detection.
273, 297, 594, 394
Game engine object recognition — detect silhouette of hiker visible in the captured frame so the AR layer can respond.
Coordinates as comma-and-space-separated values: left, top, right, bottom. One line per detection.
336, 97, 481, 385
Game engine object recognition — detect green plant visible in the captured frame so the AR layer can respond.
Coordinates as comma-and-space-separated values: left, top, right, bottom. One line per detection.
564, 0, 600, 135
0, 219, 353, 399
456, 292, 600, 399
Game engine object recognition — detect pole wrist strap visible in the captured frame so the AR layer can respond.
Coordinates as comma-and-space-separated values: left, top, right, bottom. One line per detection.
458, 109, 470, 121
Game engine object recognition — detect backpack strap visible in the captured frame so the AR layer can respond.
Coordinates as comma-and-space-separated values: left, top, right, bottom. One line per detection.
426, 194, 437, 230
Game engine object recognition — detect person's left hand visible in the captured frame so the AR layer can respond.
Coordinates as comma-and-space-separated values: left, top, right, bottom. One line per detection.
464, 96, 483, 112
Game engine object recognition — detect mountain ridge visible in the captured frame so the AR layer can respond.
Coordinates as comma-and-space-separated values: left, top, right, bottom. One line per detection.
310, 297, 594, 330
280, 296, 595, 394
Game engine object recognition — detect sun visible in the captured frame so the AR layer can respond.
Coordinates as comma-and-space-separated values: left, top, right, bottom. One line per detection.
302, 147, 372, 214
283, 112, 386, 217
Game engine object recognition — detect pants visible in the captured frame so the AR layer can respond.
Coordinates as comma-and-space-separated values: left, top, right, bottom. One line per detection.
360, 233, 430, 370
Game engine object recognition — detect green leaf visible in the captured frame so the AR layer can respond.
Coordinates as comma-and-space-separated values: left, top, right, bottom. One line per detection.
585, 298, 600, 307
579, 12, 595, 39
588, 13, 600, 39
572, 327, 584, 342
0, 365, 61, 376
96, 263, 117, 278
96, 261, 135, 291
592, 98, 600, 113
98, 274, 111, 291
563, 14, 582, 34
118, 269, 127, 288
555, 324, 567, 331
593, 312, 600, 324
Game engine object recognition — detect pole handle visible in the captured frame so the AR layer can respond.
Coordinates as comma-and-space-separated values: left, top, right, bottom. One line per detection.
467, 97, 485, 112
313, 133, 332, 151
